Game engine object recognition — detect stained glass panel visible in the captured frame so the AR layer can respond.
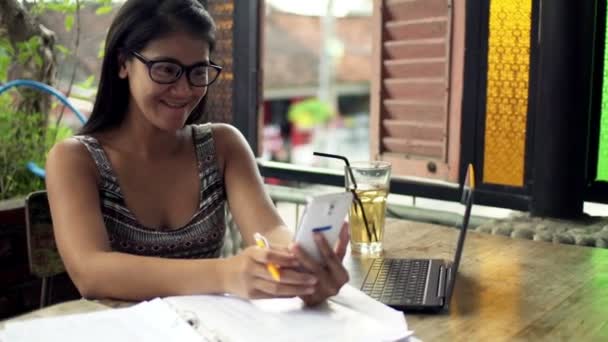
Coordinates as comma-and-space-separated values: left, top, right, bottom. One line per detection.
483, 0, 532, 186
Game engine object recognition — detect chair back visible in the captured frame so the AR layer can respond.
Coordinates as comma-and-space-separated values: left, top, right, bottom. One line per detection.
25, 191, 65, 278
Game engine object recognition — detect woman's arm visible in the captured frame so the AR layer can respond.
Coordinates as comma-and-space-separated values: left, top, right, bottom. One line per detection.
46, 139, 233, 300
213, 124, 293, 246
212, 124, 349, 305
46, 138, 309, 301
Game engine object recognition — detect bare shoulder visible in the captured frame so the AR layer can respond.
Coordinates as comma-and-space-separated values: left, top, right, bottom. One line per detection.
208, 123, 245, 145
208, 123, 252, 169
46, 137, 98, 184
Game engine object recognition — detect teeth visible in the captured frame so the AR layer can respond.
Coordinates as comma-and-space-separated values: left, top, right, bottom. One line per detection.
163, 101, 187, 108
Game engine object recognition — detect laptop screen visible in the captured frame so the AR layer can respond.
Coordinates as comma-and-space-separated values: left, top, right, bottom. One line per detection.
445, 164, 475, 304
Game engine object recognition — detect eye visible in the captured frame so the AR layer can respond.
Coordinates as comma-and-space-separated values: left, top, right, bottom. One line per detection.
152, 62, 180, 76
190, 66, 208, 78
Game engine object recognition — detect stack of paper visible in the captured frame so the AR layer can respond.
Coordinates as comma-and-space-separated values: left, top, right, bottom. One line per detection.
0, 285, 414, 342
0, 299, 202, 342
164, 284, 413, 342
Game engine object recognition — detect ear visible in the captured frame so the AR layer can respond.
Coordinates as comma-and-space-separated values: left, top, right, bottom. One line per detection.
117, 52, 128, 79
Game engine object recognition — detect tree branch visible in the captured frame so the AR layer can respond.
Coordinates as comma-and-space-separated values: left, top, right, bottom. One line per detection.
0, 0, 39, 44
0, 0, 57, 116
54, 0, 81, 136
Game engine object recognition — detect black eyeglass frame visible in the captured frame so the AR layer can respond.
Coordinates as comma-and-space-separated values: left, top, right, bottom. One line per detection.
129, 50, 223, 87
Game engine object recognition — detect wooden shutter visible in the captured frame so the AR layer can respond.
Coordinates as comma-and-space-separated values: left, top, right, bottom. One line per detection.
370, 0, 465, 182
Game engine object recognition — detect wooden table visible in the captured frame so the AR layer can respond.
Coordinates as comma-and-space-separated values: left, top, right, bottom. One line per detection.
2, 219, 608, 341
345, 219, 608, 341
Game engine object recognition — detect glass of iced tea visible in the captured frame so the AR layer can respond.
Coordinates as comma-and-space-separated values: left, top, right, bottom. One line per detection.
345, 161, 391, 255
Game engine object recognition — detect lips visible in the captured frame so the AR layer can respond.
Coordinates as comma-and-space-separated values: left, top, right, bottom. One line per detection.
161, 100, 189, 109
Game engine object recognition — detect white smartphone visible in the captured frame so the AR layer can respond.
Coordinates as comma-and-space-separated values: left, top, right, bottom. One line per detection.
293, 191, 353, 263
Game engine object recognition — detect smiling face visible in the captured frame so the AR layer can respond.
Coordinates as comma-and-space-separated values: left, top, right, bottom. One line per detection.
119, 32, 210, 132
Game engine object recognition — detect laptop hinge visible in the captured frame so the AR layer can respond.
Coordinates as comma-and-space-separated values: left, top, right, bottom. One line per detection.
444, 266, 454, 308
436, 265, 446, 301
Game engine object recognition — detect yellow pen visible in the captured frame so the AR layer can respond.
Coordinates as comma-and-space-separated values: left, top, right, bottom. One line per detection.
253, 232, 281, 282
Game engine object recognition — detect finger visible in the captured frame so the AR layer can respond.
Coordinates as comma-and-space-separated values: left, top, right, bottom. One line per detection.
314, 233, 340, 266
315, 233, 349, 285
300, 293, 326, 307
253, 278, 315, 297
254, 265, 318, 286
269, 244, 291, 253
248, 261, 278, 282
291, 243, 324, 274
251, 248, 298, 268
248, 289, 273, 299
334, 223, 349, 260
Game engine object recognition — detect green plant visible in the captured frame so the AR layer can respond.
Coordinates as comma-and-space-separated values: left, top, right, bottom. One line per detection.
0, 1, 115, 200
287, 98, 335, 129
0, 94, 73, 200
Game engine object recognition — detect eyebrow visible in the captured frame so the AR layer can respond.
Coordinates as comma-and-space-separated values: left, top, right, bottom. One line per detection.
145, 55, 211, 67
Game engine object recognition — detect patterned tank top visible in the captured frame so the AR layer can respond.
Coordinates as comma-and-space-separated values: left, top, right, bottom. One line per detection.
73, 124, 226, 259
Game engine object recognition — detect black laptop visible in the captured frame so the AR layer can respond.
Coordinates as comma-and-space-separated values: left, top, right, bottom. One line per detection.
348, 164, 475, 312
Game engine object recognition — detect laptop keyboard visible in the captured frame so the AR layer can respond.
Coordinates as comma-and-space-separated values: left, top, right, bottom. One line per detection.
361, 258, 429, 305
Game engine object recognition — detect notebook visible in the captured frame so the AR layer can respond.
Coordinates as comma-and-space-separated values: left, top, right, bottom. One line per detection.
1, 299, 201, 342
165, 284, 413, 342
348, 164, 476, 312
1, 285, 414, 342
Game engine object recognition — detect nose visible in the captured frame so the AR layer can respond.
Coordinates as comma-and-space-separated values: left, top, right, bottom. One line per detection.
169, 72, 193, 96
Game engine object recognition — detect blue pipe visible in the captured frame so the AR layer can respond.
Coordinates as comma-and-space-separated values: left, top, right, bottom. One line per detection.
0, 79, 88, 178
26, 162, 47, 178
0, 79, 87, 124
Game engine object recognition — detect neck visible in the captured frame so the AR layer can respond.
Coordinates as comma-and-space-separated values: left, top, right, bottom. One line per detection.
114, 107, 188, 160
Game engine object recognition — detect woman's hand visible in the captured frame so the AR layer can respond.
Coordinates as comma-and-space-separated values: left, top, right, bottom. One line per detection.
291, 223, 350, 306
223, 245, 318, 299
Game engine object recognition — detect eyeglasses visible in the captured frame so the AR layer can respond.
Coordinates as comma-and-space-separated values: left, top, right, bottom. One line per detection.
130, 50, 222, 87
313, 152, 378, 243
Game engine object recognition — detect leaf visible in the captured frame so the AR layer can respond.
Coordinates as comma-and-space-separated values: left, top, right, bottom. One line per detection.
27, 36, 42, 48
0, 38, 15, 56
45, 3, 67, 12
77, 75, 95, 89
14, 36, 42, 66
0, 56, 9, 82
45, 3, 77, 14
34, 55, 43, 68
17, 52, 29, 65
55, 44, 72, 56
98, 40, 106, 59
65, 14, 75, 32
30, 4, 46, 16
95, 5, 113, 15
0, 105, 49, 200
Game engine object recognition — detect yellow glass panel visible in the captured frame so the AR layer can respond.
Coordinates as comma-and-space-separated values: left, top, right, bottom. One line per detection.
483, 0, 532, 186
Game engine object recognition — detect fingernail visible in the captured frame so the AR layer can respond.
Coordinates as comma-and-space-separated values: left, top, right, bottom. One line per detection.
306, 288, 315, 294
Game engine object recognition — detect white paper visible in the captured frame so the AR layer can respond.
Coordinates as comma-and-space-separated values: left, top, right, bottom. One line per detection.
2, 298, 202, 342
164, 284, 413, 342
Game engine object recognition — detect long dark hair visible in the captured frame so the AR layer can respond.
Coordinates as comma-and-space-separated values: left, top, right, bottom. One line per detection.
80, 0, 216, 135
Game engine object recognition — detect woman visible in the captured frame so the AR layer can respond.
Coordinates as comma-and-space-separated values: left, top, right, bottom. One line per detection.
46, 0, 349, 305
